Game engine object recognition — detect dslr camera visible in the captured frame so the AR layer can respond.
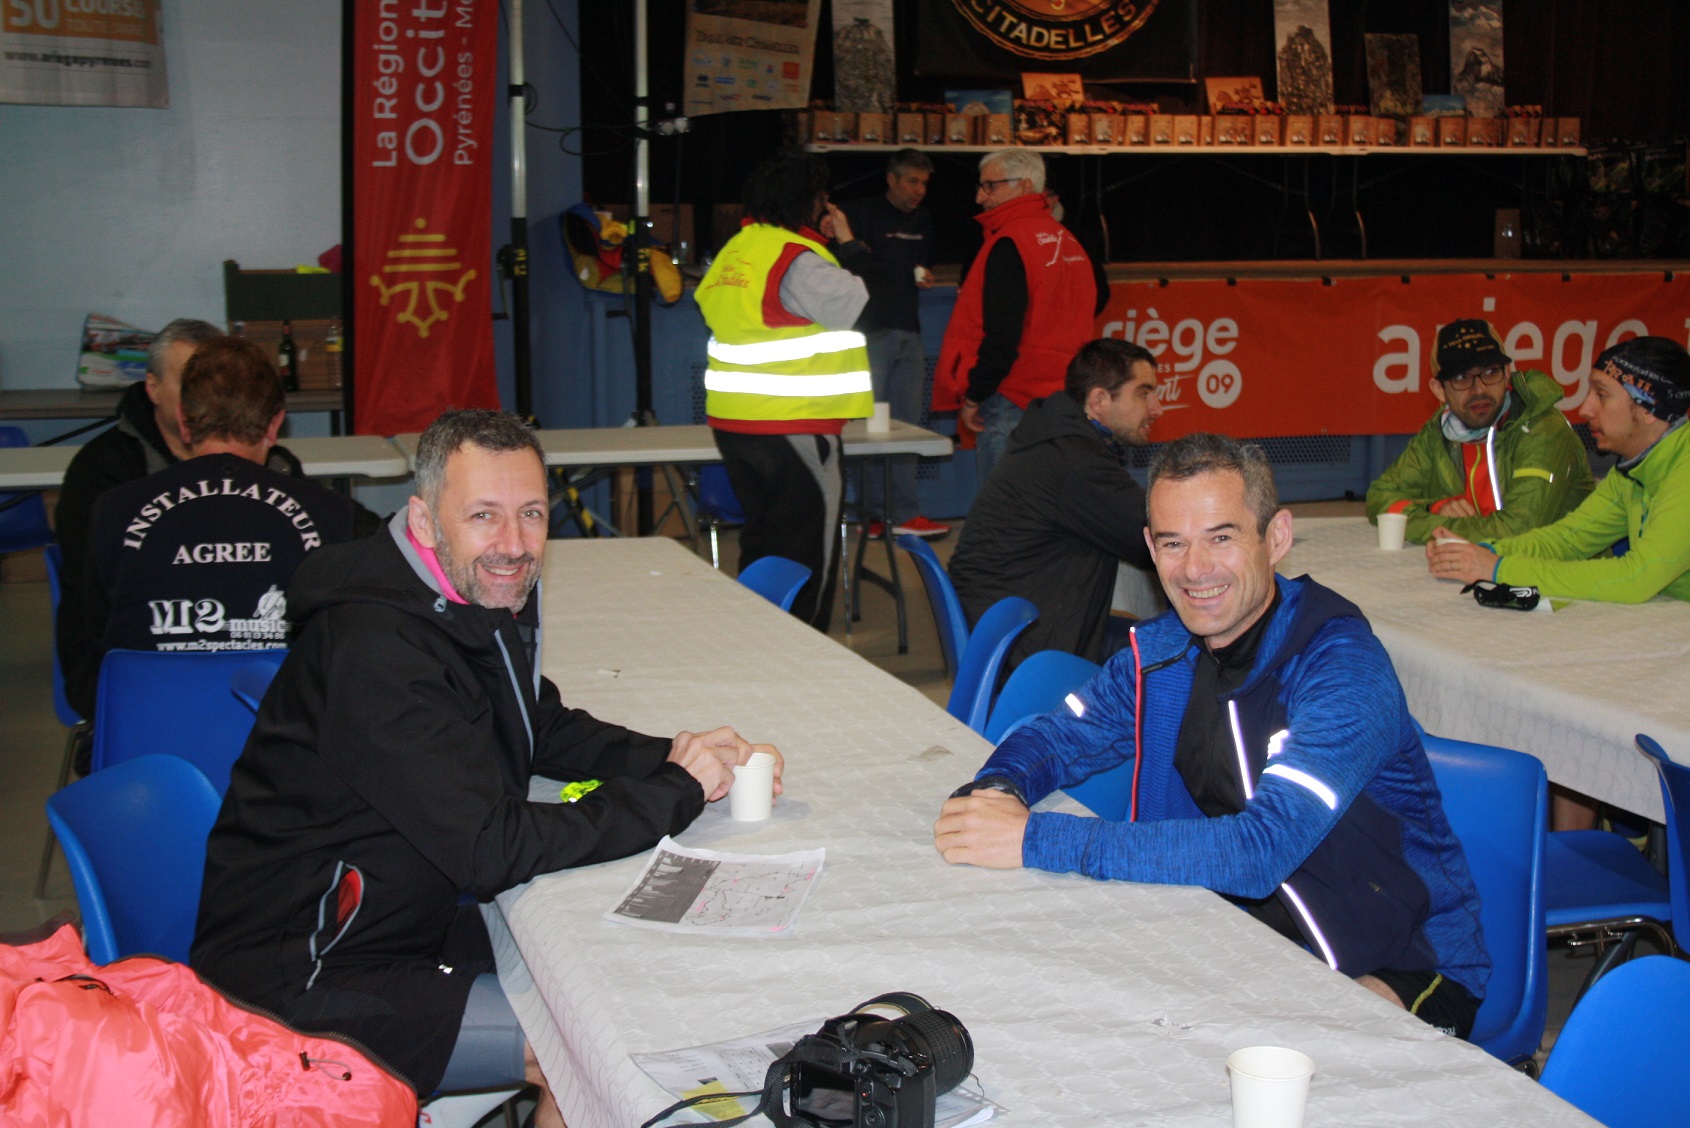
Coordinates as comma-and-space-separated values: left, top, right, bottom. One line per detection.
782, 992, 973, 1128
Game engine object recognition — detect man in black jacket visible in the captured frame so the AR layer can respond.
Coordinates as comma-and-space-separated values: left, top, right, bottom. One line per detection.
54, 318, 379, 693
949, 339, 1163, 672
192, 410, 781, 1122
58, 337, 364, 718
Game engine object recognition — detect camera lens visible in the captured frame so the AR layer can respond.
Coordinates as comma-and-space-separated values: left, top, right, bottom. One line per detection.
890, 1007, 974, 1095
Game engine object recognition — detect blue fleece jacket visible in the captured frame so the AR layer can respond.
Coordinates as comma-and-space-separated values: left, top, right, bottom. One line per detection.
978, 574, 1490, 999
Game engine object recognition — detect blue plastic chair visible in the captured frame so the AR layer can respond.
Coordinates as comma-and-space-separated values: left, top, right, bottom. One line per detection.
44, 754, 222, 965
736, 555, 812, 612
36, 543, 92, 897
693, 465, 745, 569
896, 534, 970, 680
1544, 734, 1685, 981
1420, 730, 1549, 1067
93, 648, 287, 795
946, 596, 1038, 734
230, 658, 284, 715
1539, 955, 1690, 1126
983, 651, 1103, 744
981, 650, 1134, 821
0, 426, 54, 555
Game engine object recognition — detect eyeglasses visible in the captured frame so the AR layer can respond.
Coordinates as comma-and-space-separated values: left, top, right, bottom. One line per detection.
1444, 364, 1508, 391
976, 178, 1015, 193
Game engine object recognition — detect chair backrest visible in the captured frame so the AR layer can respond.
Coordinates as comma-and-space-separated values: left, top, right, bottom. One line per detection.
44, 753, 222, 964
946, 596, 1039, 733
736, 555, 812, 612
1420, 730, 1549, 1067
93, 648, 287, 794
984, 650, 1102, 743
230, 659, 283, 715
42, 543, 83, 728
1539, 954, 1690, 1125
694, 465, 745, 524
1636, 733, 1690, 942
896, 534, 969, 679
0, 425, 54, 555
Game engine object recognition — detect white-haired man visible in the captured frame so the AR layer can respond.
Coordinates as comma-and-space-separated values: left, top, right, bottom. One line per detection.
932, 148, 1101, 476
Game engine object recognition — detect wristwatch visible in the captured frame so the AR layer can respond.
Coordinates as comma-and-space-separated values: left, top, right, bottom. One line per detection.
950, 775, 1028, 806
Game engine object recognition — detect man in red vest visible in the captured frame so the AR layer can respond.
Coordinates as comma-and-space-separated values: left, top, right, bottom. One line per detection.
933, 148, 1101, 477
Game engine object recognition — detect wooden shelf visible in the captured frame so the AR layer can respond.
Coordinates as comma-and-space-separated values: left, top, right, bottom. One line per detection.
806, 142, 1587, 157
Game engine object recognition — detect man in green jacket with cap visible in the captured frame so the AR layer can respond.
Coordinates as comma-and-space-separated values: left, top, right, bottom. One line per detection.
1367, 318, 1593, 544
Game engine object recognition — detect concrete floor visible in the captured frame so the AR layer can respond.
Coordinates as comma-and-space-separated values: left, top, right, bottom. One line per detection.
0, 505, 1629, 1067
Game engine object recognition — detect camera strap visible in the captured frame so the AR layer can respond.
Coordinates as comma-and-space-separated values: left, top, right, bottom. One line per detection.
641, 1054, 794, 1128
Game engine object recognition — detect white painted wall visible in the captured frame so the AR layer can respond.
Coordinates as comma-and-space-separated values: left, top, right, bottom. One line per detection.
0, 0, 344, 390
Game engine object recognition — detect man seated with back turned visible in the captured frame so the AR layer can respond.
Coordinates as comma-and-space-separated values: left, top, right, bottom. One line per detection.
1367, 318, 1592, 543
57, 336, 364, 718
1428, 335, 1690, 604
935, 433, 1489, 1037
948, 339, 1163, 672
193, 409, 782, 1123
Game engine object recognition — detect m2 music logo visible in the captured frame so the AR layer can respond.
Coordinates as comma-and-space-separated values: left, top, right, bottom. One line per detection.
149, 598, 225, 636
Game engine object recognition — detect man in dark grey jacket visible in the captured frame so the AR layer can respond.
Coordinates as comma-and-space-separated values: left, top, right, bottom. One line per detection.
949, 339, 1163, 672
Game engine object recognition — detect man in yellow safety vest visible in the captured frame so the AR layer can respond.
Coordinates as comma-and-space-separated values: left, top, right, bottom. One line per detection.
696, 149, 874, 630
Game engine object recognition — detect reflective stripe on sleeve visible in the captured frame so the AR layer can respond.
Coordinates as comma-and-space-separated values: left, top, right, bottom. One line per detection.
1261, 763, 1339, 810
706, 330, 868, 366
1064, 692, 1085, 718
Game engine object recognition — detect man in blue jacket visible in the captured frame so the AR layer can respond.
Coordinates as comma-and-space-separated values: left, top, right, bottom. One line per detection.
934, 432, 1489, 1037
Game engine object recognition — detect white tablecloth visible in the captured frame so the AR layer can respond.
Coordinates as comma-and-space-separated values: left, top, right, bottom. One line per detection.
1281, 517, 1690, 821
493, 538, 1594, 1128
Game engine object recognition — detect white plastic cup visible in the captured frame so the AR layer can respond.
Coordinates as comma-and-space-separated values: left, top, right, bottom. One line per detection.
1376, 512, 1408, 551
868, 401, 892, 433
729, 751, 777, 821
1227, 1046, 1314, 1128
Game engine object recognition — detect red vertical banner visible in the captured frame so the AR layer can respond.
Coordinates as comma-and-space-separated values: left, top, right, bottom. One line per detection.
351, 0, 499, 436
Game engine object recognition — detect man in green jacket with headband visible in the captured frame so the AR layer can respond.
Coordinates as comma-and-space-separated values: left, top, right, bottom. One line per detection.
1368, 319, 1593, 544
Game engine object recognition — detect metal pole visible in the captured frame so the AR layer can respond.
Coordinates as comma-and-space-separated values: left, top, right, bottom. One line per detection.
509, 0, 535, 423
633, 0, 655, 532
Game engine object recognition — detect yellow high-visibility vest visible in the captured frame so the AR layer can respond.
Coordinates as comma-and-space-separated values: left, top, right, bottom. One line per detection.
696, 224, 873, 423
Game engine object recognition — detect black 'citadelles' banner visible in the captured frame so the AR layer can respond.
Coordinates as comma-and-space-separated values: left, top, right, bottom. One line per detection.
916, 0, 1196, 81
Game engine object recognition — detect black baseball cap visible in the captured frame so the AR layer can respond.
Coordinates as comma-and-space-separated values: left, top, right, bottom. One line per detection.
1434, 319, 1510, 381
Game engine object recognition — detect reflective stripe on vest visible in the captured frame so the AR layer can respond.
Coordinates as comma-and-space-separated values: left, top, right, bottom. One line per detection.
696, 224, 873, 422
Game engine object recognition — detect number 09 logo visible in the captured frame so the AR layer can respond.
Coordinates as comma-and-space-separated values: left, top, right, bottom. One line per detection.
1197, 360, 1242, 409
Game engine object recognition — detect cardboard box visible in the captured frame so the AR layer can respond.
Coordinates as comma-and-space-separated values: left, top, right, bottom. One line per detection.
1173, 114, 1198, 146
1507, 117, 1541, 148
611, 467, 691, 539
1284, 115, 1312, 146
1255, 116, 1282, 146
982, 112, 1012, 145
1149, 114, 1175, 145
1556, 117, 1582, 147
793, 111, 812, 145
1091, 113, 1124, 145
1467, 117, 1502, 147
1065, 112, 1090, 145
1409, 117, 1436, 146
1438, 117, 1468, 146
945, 113, 972, 144
1317, 114, 1344, 146
230, 318, 341, 390
856, 112, 891, 144
1199, 116, 1215, 146
1373, 118, 1398, 146
896, 112, 924, 144
1125, 114, 1149, 145
1344, 115, 1372, 146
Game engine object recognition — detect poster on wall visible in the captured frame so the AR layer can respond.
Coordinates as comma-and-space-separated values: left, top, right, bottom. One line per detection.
832, 0, 894, 113
1364, 34, 1422, 122
349, 0, 499, 436
1095, 272, 1689, 440
1273, 0, 1334, 116
682, 0, 821, 117
1450, 0, 1504, 118
0, 0, 168, 107
915, 0, 1196, 82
